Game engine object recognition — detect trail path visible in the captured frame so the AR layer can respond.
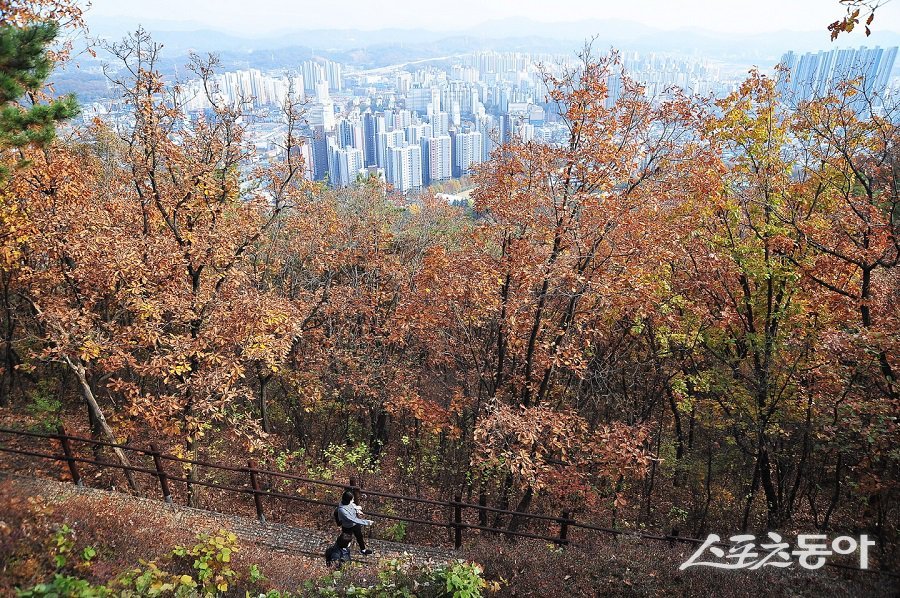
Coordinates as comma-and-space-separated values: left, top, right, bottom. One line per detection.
0, 472, 454, 566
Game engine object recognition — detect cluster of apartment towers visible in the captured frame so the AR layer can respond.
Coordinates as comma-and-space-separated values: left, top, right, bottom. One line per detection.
308, 90, 487, 192
180, 55, 548, 193
175, 46, 898, 193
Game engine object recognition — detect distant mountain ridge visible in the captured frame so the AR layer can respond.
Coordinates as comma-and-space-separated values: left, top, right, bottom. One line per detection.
86, 15, 900, 62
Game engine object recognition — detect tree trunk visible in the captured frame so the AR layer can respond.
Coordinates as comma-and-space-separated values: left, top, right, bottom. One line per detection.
786, 393, 814, 519
695, 440, 714, 537
667, 390, 685, 487
611, 475, 625, 529
1, 272, 17, 407
758, 441, 783, 528
187, 435, 200, 508
86, 399, 103, 460
741, 458, 760, 532
493, 472, 512, 529
860, 267, 898, 401
369, 407, 388, 457
259, 374, 272, 434
822, 454, 842, 530
507, 487, 534, 534
643, 413, 664, 521
478, 485, 488, 528
64, 356, 138, 492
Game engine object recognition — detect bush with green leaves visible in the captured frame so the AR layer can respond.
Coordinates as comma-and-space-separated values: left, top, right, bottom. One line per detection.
14, 524, 105, 597
25, 381, 62, 432
323, 442, 380, 475
301, 556, 489, 598
16, 527, 491, 598
429, 561, 488, 598
383, 521, 408, 543
170, 531, 239, 595
17, 574, 109, 598
49, 524, 75, 569
17, 528, 276, 598
43, 524, 98, 572
114, 560, 200, 597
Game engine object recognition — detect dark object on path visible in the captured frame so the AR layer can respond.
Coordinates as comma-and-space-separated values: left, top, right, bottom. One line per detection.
324, 530, 354, 568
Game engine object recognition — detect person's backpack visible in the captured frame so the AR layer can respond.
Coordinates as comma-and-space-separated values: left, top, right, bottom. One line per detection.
324, 530, 353, 568
324, 544, 350, 568
333, 507, 342, 526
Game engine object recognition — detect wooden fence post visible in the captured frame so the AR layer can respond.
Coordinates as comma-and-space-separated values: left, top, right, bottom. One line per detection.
56, 425, 82, 487
248, 460, 265, 523
149, 444, 172, 504
453, 493, 463, 549
669, 527, 680, 547
557, 510, 571, 546
349, 475, 362, 504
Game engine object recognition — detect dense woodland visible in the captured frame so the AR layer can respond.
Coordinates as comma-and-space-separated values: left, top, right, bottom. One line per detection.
1, 0, 899, 571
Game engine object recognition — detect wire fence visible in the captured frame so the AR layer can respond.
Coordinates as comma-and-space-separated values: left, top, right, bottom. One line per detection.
0, 425, 896, 578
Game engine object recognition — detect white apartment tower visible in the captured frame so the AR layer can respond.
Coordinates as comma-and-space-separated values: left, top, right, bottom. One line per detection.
426, 135, 452, 183
454, 131, 483, 177
376, 129, 406, 169
329, 146, 365, 188
430, 112, 450, 137
386, 144, 423, 193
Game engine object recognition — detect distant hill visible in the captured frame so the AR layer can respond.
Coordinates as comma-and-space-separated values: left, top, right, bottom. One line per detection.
55, 14, 897, 96
86, 15, 900, 60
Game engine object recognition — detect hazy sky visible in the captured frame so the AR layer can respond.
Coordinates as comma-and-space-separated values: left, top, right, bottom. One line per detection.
85, 0, 900, 36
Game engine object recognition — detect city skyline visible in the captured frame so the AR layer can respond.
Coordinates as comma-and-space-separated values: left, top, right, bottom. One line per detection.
111, 44, 893, 195
63, 5, 900, 197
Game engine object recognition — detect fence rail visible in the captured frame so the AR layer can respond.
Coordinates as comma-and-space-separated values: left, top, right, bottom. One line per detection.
0, 425, 896, 578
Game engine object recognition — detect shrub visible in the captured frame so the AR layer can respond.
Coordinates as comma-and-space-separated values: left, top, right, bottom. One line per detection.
300, 556, 490, 598
16, 574, 109, 597
25, 382, 63, 432
428, 561, 488, 598
170, 531, 239, 594
384, 521, 408, 543
17, 527, 274, 598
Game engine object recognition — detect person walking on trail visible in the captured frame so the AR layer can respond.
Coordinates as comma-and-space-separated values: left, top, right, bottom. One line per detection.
335, 489, 374, 555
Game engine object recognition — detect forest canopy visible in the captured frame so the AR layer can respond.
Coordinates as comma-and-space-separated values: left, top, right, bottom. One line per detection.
0, 0, 898, 576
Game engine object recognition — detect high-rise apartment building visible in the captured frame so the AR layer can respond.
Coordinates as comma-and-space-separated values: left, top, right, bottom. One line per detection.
407, 87, 432, 114
777, 46, 898, 109
453, 131, 483, 177
362, 112, 377, 166
405, 123, 433, 145
328, 145, 365, 187
302, 61, 324, 95
302, 59, 343, 93
310, 125, 334, 181
425, 135, 452, 184
386, 143, 423, 193
306, 100, 335, 132
337, 118, 365, 151
376, 129, 406, 170
476, 115, 498, 161
430, 112, 450, 137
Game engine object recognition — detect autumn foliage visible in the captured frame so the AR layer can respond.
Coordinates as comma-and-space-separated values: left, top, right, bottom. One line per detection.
1, 5, 899, 570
